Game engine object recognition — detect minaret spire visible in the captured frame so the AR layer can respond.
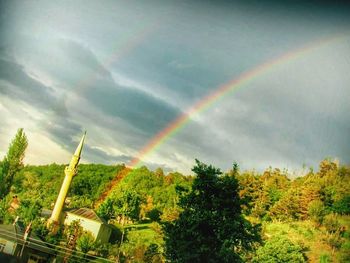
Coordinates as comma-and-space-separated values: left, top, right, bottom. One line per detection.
47, 132, 86, 233
68, 131, 86, 170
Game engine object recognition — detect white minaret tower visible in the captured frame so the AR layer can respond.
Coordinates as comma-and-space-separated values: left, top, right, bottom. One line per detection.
47, 132, 86, 233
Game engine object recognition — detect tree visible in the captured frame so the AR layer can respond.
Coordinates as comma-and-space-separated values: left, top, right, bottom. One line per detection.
113, 189, 142, 223
252, 235, 306, 263
308, 200, 326, 225
16, 199, 42, 224
163, 160, 260, 262
269, 189, 302, 221
97, 198, 115, 221
0, 128, 28, 198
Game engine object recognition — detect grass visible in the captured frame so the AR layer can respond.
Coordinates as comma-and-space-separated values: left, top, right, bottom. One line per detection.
124, 222, 163, 246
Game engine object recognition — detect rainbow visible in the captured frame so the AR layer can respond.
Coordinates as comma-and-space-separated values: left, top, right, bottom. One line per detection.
70, 22, 160, 98
128, 33, 348, 168
95, 32, 348, 204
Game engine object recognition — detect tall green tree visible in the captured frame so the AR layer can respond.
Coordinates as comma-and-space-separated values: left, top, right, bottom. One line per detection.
0, 128, 28, 199
163, 160, 260, 263
113, 189, 142, 223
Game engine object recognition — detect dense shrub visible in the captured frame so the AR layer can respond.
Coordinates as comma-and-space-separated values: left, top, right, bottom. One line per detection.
253, 235, 306, 263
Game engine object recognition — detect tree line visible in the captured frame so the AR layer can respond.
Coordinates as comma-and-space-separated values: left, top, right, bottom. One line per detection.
1, 129, 349, 262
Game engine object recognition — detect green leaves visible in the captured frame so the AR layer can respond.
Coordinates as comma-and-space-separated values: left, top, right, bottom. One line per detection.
252, 235, 306, 263
163, 160, 260, 262
0, 128, 28, 198
77, 232, 96, 253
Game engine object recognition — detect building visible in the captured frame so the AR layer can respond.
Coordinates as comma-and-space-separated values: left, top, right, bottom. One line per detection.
41, 207, 112, 244
0, 221, 54, 263
64, 208, 112, 243
44, 132, 112, 243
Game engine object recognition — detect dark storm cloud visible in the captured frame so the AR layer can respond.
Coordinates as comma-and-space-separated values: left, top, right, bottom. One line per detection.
0, 0, 349, 172
83, 145, 133, 164
57, 40, 111, 79
84, 85, 180, 135
53, 39, 181, 136
3, 35, 181, 138
0, 58, 58, 110
0, 37, 181, 162
171, 52, 350, 171
110, 0, 350, 108
46, 116, 83, 150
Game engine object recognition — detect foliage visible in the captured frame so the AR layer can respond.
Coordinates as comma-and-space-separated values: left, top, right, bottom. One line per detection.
323, 232, 343, 250
163, 160, 261, 262
11, 164, 123, 209
113, 189, 142, 222
98, 166, 192, 224
338, 240, 350, 262
252, 235, 306, 263
308, 199, 326, 225
118, 223, 164, 262
269, 189, 302, 221
323, 213, 341, 233
319, 253, 331, 263
0, 144, 349, 262
0, 128, 28, 199
97, 198, 114, 221
77, 232, 96, 253
0, 195, 14, 224
144, 243, 162, 263
332, 195, 350, 214
16, 199, 42, 224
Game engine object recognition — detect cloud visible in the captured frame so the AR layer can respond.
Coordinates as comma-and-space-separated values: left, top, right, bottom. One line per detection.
0, 1, 349, 174
0, 58, 58, 110
83, 145, 133, 164
49, 39, 182, 136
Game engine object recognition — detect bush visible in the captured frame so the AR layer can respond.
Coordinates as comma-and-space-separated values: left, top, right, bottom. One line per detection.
323, 213, 341, 233
253, 235, 306, 263
338, 241, 350, 262
319, 253, 331, 263
323, 232, 342, 250
332, 195, 350, 214
308, 200, 326, 225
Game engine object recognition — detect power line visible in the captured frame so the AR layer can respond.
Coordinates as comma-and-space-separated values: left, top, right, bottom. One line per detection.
0, 227, 114, 260
0, 229, 114, 262
0, 231, 99, 263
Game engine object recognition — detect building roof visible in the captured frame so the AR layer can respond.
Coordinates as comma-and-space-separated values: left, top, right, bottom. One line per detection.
0, 223, 53, 254
65, 208, 107, 224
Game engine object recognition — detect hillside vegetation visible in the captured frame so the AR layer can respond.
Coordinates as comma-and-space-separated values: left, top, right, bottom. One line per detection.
0, 159, 348, 262
0, 130, 349, 262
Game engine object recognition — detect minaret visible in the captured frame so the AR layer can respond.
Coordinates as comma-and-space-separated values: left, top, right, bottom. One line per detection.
47, 132, 86, 233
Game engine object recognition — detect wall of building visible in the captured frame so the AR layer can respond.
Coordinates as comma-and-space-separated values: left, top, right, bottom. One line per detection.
64, 213, 101, 239
0, 238, 16, 255
96, 224, 112, 243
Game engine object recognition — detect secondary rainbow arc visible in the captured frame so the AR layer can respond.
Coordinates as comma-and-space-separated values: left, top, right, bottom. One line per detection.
96, 32, 348, 203
128, 33, 348, 168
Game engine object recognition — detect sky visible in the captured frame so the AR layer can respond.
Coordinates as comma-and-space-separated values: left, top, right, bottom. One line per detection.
0, 0, 349, 174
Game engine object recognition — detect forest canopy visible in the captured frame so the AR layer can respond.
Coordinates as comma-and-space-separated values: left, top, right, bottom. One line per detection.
0, 130, 349, 262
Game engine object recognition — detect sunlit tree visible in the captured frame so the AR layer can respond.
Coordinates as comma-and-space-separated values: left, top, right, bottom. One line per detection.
163, 160, 260, 262
0, 128, 28, 199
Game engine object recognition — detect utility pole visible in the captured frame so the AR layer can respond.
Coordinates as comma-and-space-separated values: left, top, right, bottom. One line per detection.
19, 221, 32, 259
63, 224, 80, 263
